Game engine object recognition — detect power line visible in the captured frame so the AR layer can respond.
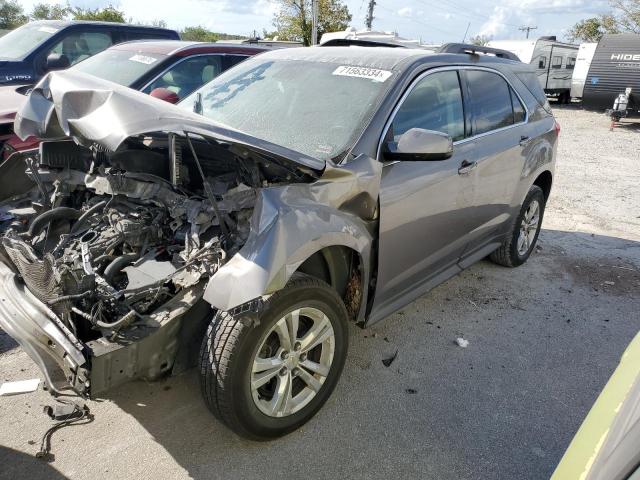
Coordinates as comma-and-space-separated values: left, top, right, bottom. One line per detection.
519, 25, 538, 38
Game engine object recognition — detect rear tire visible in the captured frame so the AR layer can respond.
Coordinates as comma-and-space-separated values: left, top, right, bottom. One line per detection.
490, 185, 545, 267
199, 273, 349, 440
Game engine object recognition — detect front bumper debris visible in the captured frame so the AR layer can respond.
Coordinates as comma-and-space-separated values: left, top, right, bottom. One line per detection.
0, 260, 90, 395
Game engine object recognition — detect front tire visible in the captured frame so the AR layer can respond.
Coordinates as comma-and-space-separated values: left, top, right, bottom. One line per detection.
199, 273, 349, 440
490, 185, 545, 267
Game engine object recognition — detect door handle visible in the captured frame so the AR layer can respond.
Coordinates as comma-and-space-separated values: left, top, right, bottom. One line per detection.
458, 160, 477, 175
519, 135, 531, 146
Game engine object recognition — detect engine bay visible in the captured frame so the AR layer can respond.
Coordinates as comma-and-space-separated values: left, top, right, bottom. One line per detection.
0, 133, 311, 344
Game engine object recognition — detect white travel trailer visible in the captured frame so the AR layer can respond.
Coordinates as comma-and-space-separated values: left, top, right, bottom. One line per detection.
570, 43, 598, 99
488, 37, 579, 102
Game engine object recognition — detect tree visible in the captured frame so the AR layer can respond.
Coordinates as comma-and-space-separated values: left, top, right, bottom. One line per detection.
568, 15, 619, 42
470, 34, 492, 46
72, 5, 125, 22
31, 3, 70, 20
271, 0, 352, 46
569, 0, 639, 42
181, 26, 220, 42
0, 0, 28, 29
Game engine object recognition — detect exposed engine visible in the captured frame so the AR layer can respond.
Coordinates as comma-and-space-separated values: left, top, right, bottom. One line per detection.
0, 134, 308, 342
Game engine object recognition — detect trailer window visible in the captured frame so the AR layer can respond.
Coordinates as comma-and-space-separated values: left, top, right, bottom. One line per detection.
552, 56, 563, 69
566, 57, 576, 69
538, 56, 547, 69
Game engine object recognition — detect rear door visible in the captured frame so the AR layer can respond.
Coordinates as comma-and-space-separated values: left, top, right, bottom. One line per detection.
371, 68, 478, 320
458, 68, 529, 263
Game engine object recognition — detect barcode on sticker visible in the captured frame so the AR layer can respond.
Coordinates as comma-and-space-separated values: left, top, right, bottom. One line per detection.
332, 65, 392, 82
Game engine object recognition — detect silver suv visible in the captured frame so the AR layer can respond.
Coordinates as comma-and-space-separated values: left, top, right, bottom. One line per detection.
0, 44, 558, 440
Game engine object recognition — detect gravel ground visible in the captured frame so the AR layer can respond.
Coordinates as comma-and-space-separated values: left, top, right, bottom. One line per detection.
1, 105, 639, 480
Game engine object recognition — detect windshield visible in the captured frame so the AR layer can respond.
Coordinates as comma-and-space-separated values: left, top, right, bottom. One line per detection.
0, 23, 60, 61
181, 57, 394, 160
72, 49, 167, 87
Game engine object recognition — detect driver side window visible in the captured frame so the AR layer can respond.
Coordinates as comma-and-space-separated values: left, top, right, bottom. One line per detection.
48, 31, 112, 66
391, 70, 465, 142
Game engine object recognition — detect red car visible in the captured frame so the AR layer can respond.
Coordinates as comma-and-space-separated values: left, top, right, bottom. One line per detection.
1, 40, 269, 161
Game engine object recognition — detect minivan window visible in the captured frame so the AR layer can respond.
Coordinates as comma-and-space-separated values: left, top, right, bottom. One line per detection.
391, 70, 465, 141
48, 31, 112, 66
466, 70, 514, 135
0, 23, 60, 60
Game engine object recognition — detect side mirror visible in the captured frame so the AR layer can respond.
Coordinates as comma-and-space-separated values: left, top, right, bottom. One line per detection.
150, 88, 179, 104
384, 128, 453, 161
45, 53, 70, 72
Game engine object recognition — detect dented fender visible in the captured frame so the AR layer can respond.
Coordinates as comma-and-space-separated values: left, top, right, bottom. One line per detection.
205, 154, 382, 323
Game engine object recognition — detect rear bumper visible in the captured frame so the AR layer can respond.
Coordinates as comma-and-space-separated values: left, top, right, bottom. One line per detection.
0, 260, 90, 396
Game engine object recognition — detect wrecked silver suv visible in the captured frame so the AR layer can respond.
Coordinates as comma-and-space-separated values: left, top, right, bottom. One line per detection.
0, 46, 557, 439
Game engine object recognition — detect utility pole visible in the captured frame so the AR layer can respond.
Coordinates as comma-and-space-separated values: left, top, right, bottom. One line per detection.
519, 25, 537, 39
365, 0, 376, 30
311, 0, 319, 45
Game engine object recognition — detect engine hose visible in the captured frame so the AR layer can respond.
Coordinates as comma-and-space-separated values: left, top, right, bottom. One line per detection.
103, 253, 139, 285
69, 201, 107, 236
28, 207, 82, 237
96, 310, 137, 330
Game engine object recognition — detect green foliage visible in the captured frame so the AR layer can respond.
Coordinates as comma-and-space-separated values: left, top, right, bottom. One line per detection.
0, 0, 28, 29
271, 0, 352, 46
181, 26, 220, 42
31, 3, 70, 20
470, 34, 492, 46
72, 5, 125, 22
569, 0, 639, 42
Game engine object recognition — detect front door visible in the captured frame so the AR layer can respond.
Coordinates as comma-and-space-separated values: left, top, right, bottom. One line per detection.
370, 69, 477, 322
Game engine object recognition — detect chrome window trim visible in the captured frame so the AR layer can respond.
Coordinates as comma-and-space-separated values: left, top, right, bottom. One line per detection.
140, 53, 248, 93
377, 65, 530, 161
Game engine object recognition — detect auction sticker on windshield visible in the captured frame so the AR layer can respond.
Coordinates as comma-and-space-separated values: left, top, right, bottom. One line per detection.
332, 65, 392, 82
129, 54, 158, 65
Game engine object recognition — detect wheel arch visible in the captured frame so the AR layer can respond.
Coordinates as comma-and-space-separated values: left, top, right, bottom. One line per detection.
532, 170, 553, 201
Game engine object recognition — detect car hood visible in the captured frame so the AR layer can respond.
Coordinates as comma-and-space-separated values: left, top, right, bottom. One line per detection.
14, 70, 326, 173
0, 84, 28, 123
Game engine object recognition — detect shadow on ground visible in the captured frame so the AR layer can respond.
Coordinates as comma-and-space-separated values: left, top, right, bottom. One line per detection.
0, 446, 68, 479
91, 229, 639, 480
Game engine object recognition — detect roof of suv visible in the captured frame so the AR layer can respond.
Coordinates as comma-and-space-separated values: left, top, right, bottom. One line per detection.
28, 19, 175, 31
110, 40, 272, 57
259, 46, 521, 71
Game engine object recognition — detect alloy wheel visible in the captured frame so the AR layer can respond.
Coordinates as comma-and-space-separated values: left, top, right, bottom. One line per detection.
251, 307, 335, 418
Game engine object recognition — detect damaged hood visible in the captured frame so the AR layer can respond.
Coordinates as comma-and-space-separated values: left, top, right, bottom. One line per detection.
14, 70, 326, 173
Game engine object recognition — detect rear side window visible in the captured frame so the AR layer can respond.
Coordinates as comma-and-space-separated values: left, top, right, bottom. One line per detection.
515, 71, 549, 109
466, 70, 514, 134
511, 89, 526, 123
391, 70, 465, 141
552, 56, 563, 69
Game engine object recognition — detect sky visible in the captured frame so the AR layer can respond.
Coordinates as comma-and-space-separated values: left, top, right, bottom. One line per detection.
18, 0, 613, 43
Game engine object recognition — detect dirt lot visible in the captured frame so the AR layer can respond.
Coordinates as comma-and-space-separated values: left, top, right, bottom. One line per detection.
1, 106, 639, 480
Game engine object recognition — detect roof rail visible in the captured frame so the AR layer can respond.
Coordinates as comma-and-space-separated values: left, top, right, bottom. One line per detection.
436, 43, 521, 62
320, 38, 406, 48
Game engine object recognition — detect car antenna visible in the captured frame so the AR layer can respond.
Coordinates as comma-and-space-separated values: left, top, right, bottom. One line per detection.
183, 132, 231, 241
